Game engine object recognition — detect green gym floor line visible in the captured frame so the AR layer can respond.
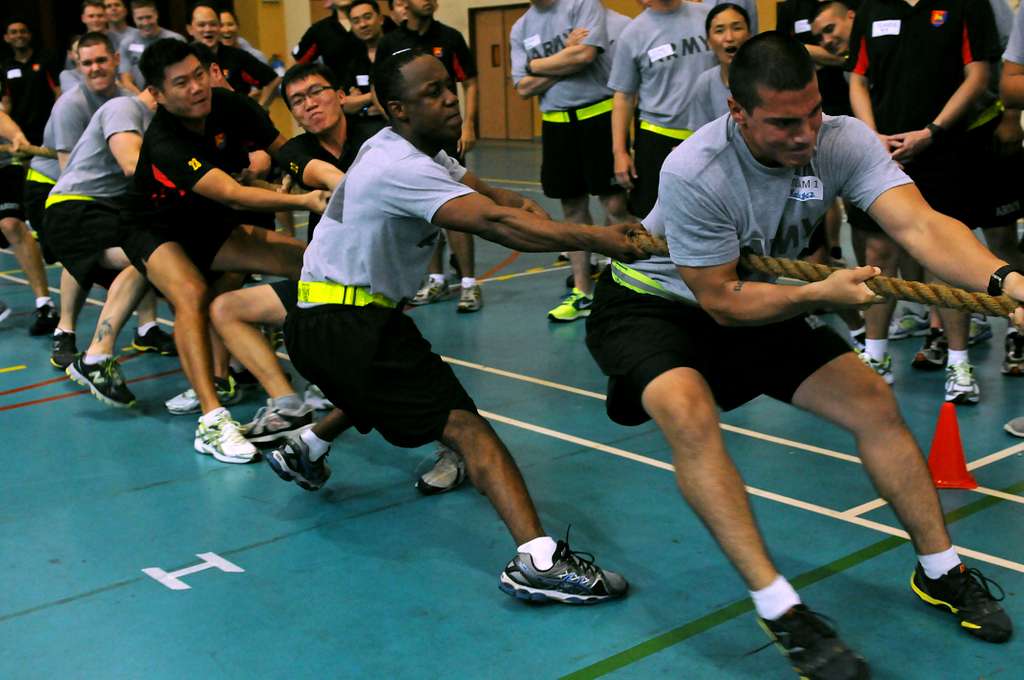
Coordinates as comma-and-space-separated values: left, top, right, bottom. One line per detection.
1, 141, 1023, 678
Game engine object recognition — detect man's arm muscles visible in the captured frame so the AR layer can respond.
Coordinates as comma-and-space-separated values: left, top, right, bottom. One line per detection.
459, 170, 548, 216
848, 73, 877, 130
1000, 60, 1024, 108
193, 167, 324, 213
528, 45, 599, 77
514, 74, 558, 98
107, 131, 143, 176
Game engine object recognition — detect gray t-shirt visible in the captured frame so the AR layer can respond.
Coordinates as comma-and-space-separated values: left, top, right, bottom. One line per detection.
108, 25, 139, 50
510, 0, 613, 112
29, 83, 129, 182
621, 114, 912, 304
607, 5, 716, 130
51, 96, 152, 199
1006, 3, 1024, 62
118, 28, 187, 87
691, 66, 731, 129
59, 68, 83, 92
300, 128, 475, 304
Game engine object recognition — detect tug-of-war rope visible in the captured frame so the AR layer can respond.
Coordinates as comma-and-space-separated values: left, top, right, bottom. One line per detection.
628, 230, 1019, 318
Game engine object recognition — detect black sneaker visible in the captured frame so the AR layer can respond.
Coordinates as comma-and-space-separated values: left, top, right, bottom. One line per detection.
29, 302, 58, 336
758, 605, 869, 679
499, 531, 628, 604
1003, 331, 1024, 377
912, 327, 947, 371
264, 425, 331, 491
50, 331, 77, 370
911, 563, 1012, 642
66, 356, 136, 408
230, 366, 260, 388
129, 325, 177, 356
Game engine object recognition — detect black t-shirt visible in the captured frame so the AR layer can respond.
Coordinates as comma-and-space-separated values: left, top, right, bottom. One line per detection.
776, 0, 852, 116
376, 19, 477, 83
293, 15, 360, 81
277, 130, 357, 237
134, 87, 280, 224
847, 0, 1000, 135
0, 51, 61, 144
207, 43, 278, 96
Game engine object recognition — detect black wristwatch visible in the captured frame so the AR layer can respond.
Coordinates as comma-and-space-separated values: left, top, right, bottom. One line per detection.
926, 122, 945, 140
987, 264, 1020, 296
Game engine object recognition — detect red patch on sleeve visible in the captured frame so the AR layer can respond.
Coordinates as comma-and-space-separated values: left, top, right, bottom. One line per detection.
962, 24, 973, 64
853, 35, 870, 76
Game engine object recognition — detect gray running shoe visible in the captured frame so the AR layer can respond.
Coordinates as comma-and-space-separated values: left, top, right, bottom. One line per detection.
303, 384, 333, 410
415, 447, 466, 495
1003, 331, 1024, 377
1004, 417, 1024, 437
499, 533, 628, 604
243, 399, 314, 444
67, 356, 136, 408
889, 310, 930, 340
165, 375, 242, 415
265, 425, 331, 491
456, 284, 483, 313
858, 351, 894, 385
410, 278, 450, 306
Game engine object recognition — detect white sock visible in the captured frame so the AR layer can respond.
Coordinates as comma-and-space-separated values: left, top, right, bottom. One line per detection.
83, 353, 111, 366
750, 574, 801, 621
429, 273, 445, 285
54, 327, 73, 337
518, 536, 558, 571
918, 547, 961, 579
137, 321, 157, 336
200, 406, 228, 424
849, 325, 865, 337
461, 276, 476, 289
947, 349, 969, 366
300, 427, 331, 461
865, 338, 888, 361
35, 296, 52, 308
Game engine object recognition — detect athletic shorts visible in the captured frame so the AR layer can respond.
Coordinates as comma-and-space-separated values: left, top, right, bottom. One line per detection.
541, 105, 623, 200
122, 214, 237, 277
629, 127, 680, 220
971, 121, 1024, 229
23, 179, 56, 262
284, 304, 478, 448
585, 270, 852, 425
42, 199, 129, 288
0, 164, 26, 223
270, 278, 298, 313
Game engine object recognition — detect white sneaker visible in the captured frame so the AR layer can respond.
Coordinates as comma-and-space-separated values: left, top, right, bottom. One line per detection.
165, 376, 241, 415
888, 311, 930, 340
410, 278, 450, 306
1005, 416, 1024, 437
303, 384, 334, 411
944, 362, 980, 404
415, 448, 466, 495
968, 314, 993, 346
194, 409, 258, 463
858, 351, 894, 385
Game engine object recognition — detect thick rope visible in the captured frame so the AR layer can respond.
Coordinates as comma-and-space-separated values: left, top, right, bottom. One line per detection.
627, 230, 1018, 317
0, 143, 58, 159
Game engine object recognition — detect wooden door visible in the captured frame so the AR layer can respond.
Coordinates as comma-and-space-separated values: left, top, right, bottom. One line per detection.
501, 7, 534, 140
474, 8, 508, 139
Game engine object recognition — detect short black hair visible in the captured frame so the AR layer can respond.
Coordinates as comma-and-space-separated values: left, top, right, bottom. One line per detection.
346, 0, 381, 16
81, 0, 106, 10
140, 38, 201, 89
729, 32, 816, 112
705, 3, 750, 35
3, 16, 31, 33
371, 47, 426, 120
189, 2, 219, 23
130, 0, 158, 11
813, 0, 856, 22
280, 62, 338, 106
77, 30, 114, 55
190, 41, 218, 68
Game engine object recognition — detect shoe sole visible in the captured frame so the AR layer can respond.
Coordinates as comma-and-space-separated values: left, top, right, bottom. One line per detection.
66, 364, 136, 408
1003, 423, 1024, 438
194, 438, 259, 464
498, 573, 611, 604
1002, 363, 1024, 377
167, 404, 201, 415
246, 421, 314, 445
265, 450, 327, 491
50, 356, 74, 370
456, 305, 482, 314
910, 573, 1010, 643
945, 391, 980, 405
415, 470, 466, 496
127, 342, 178, 356
547, 310, 591, 323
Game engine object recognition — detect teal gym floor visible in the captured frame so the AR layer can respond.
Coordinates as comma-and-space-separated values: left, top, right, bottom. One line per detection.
1, 140, 1023, 679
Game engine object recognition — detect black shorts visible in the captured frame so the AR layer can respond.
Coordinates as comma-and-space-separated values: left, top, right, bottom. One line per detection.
585, 270, 852, 425
284, 304, 478, 448
629, 127, 679, 220
42, 199, 129, 288
0, 164, 27, 223
270, 278, 297, 313
541, 105, 623, 200
974, 139, 1024, 230
122, 216, 236, 277
23, 179, 56, 262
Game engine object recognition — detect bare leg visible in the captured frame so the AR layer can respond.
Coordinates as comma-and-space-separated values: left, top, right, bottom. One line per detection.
425, 237, 445, 275
136, 290, 158, 325
57, 268, 88, 333
312, 407, 351, 441
863, 232, 902, 341
642, 367, 778, 589
0, 217, 50, 299
84, 266, 150, 356
210, 285, 292, 398
439, 409, 544, 545
446, 229, 475, 277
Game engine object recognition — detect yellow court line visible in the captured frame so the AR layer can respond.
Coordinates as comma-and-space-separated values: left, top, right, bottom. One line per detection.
0, 364, 27, 374
480, 177, 542, 187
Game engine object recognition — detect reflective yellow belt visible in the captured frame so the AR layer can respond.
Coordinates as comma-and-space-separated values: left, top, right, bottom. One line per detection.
968, 99, 1005, 131
639, 120, 694, 141
611, 261, 686, 303
297, 281, 397, 308
26, 168, 57, 185
44, 193, 95, 209
542, 98, 614, 123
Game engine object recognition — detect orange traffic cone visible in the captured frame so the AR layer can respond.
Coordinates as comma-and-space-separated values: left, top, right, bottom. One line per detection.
927, 402, 978, 489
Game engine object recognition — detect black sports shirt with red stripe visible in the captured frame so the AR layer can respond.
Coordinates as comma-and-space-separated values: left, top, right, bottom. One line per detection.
846, 0, 999, 135
293, 15, 360, 80
377, 19, 477, 84
0, 51, 61, 144
206, 43, 278, 97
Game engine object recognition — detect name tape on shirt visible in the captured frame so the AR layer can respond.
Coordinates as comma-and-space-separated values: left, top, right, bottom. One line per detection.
872, 20, 901, 37
647, 43, 675, 62
6, 68, 22, 79
789, 175, 824, 202
356, 74, 370, 86
794, 19, 811, 34
129, 43, 145, 53
524, 34, 541, 50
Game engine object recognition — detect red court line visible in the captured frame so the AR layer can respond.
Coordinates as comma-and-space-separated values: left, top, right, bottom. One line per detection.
0, 353, 145, 397
0, 367, 181, 412
480, 251, 521, 280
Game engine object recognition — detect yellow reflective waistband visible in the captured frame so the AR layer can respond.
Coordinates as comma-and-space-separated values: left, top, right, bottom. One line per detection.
44, 194, 95, 209
297, 281, 397, 308
541, 98, 614, 123
611, 261, 682, 302
639, 121, 694, 141
26, 168, 57, 185
968, 99, 1005, 131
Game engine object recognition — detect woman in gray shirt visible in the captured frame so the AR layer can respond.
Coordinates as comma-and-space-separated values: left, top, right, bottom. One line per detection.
691, 3, 751, 129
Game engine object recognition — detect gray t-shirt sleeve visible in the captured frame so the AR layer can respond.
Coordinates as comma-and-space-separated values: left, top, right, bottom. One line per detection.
1005, 6, 1024, 63
662, 170, 741, 268
576, 0, 610, 52
99, 97, 147, 140
607, 22, 639, 93
827, 117, 912, 213
378, 154, 474, 222
53, 99, 86, 152
509, 19, 527, 83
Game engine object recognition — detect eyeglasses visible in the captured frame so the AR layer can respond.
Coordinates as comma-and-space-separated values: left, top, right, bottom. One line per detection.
288, 84, 334, 108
